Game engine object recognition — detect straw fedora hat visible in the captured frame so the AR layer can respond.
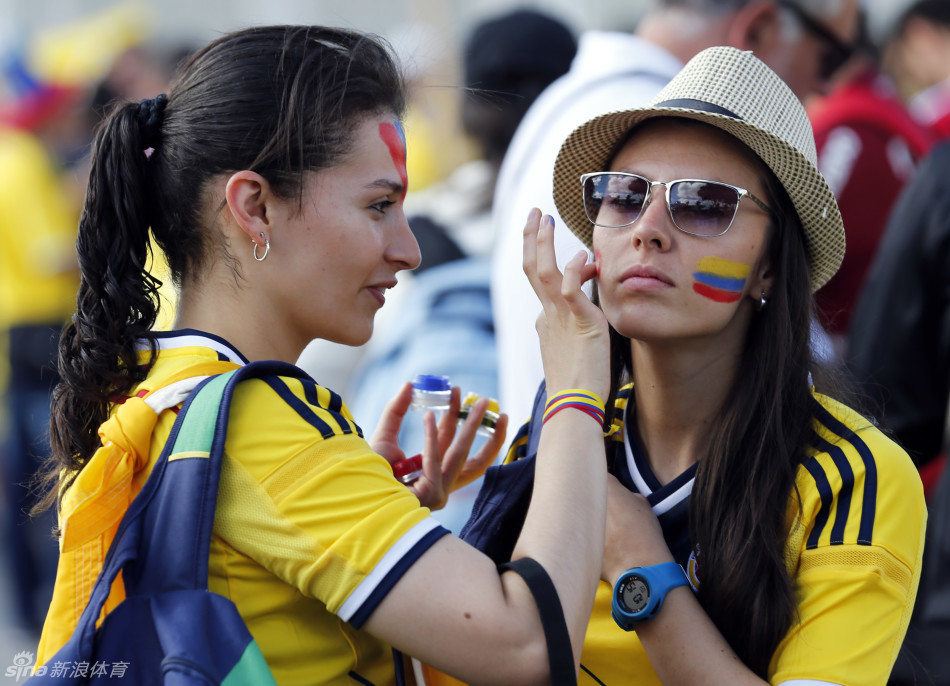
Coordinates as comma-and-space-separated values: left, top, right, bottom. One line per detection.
552, 46, 844, 292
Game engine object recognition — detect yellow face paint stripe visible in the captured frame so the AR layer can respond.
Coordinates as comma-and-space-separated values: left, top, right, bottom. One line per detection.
694, 255, 751, 279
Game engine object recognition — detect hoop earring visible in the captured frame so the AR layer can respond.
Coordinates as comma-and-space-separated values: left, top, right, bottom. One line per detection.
253, 232, 270, 262
756, 290, 769, 312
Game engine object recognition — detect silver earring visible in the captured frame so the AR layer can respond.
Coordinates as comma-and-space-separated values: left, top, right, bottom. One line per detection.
253, 232, 270, 262
756, 290, 768, 312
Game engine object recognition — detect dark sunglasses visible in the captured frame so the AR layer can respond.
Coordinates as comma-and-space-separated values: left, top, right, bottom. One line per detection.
776, 0, 854, 80
580, 172, 772, 238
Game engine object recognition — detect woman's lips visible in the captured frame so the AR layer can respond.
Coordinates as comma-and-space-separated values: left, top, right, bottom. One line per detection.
366, 280, 397, 306
618, 264, 674, 291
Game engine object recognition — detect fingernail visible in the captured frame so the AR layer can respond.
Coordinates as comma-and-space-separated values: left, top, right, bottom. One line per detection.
544, 215, 555, 228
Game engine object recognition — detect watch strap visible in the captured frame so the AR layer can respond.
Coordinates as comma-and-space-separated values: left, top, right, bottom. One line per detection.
649, 561, 690, 595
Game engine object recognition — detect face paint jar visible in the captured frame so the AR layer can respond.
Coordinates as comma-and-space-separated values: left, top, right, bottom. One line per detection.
458, 393, 500, 437
391, 453, 423, 486
394, 375, 451, 488
410, 374, 452, 413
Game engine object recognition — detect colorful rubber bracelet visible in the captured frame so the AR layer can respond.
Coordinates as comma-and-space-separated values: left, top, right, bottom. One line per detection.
543, 402, 604, 426
542, 390, 607, 430
543, 390, 606, 418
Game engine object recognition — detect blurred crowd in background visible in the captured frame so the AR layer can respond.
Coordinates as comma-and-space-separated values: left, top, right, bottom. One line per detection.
2, 0, 950, 682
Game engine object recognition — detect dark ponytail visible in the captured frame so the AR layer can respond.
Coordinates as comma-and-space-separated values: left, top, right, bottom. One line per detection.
44, 99, 165, 506
39, 26, 407, 512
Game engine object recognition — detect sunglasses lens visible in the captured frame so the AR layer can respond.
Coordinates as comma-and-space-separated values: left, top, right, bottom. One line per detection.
668, 181, 741, 236
583, 173, 649, 227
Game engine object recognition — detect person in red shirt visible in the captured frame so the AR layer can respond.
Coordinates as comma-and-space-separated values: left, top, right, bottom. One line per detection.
809, 13, 936, 354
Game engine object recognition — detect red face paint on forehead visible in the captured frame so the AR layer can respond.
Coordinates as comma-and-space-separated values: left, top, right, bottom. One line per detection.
379, 121, 408, 201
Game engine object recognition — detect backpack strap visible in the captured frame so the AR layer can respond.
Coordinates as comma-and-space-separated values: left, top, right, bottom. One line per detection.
69, 360, 310, 656
59, 359, 241, 552
499, 558, 576, 685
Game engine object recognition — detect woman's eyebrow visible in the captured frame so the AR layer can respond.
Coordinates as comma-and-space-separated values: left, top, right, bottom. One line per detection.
365, 178, 405, 195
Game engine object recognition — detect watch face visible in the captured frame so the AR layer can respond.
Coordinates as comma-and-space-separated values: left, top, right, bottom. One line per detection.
619, 575, 650, 613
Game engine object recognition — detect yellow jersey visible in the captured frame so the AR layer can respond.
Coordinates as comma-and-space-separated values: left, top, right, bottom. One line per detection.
458, 384, 926, 686
40, 330, 448, 685
0, 126, 78, 329
576, 391, 925, 686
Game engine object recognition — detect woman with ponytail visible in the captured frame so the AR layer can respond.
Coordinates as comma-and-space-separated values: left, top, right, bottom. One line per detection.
37, 25, 614, 685
464, 47, 927, 685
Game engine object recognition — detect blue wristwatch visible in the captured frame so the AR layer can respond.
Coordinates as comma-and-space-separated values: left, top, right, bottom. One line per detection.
611, 562, 690, 630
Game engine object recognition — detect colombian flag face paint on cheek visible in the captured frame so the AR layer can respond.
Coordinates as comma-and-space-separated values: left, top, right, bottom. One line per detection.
692, 256, 750, 303
379, 120, 408, 201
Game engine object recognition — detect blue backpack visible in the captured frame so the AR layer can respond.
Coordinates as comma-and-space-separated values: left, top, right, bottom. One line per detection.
28, 361, 309, 684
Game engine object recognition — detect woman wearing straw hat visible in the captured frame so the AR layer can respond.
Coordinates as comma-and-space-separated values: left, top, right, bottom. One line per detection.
473, 46, 927, 684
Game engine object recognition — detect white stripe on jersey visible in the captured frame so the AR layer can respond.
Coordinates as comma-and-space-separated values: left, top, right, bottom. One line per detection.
778, 680, 844, 686
139, 332, 246, 366
624, 428, 694, 516
337, 517, 443, 622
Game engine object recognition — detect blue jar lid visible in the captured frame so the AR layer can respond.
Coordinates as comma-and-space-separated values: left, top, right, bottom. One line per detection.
412, 374, 451, 391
